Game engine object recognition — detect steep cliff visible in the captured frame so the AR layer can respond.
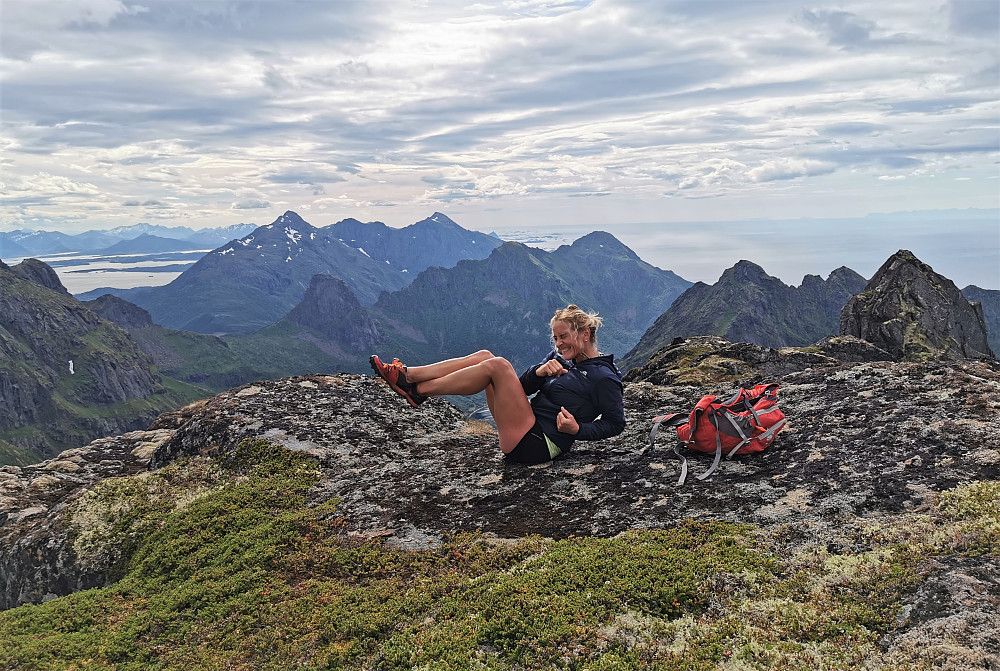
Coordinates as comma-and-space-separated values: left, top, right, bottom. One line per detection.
284, 274, 384, 352
0, 263, 206, 464
841, 250, 994, 361
8, 258, 69, 295
962, 284, 1000, 357
85, 293, 258, 393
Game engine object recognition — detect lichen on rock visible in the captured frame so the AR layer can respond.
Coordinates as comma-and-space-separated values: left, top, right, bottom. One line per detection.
1, 338, 998, 667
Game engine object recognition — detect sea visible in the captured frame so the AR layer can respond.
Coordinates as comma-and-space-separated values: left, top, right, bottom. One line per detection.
489, 213, 1000, 291
9, 211, 999, 295
5, 250, 211, 295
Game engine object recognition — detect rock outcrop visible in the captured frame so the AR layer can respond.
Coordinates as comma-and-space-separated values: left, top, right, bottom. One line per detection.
4, 343, 997, 617
8, 258, 69, 295
622, 334, 892, 387
841, 250, 995, 362
0, 429, 171, 606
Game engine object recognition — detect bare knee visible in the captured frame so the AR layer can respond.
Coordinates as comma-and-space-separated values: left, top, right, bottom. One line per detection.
482, 356, 515, 377
472, 349, 494, 363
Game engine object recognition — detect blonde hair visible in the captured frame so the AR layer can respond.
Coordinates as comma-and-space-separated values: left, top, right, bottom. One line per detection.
551, 304, 603, 345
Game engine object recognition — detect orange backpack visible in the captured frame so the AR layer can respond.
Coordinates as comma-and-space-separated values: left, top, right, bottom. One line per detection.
648, 383, 787, 484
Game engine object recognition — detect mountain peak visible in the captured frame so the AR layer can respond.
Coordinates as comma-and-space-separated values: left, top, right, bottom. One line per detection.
84, 294, 154, 330
841, 250, 994, 361
285, 274, 382, 350
414, 212, 460, 228
621, 257, 867, 366
573, 230, 631, 250
720, 260, 776, 284
10, 258, 68, 294
871, 249, 944, 283
829, 266, 865, 282
273, 211, 310, 229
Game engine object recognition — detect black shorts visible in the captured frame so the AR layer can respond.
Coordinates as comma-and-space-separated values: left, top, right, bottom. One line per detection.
506, 420, 556, 465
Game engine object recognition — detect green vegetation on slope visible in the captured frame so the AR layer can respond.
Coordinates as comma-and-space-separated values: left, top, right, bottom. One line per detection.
1, 439, 996, 669
126, 326, 251, 392
0, 438, 39, 467
0, 268, 212, 464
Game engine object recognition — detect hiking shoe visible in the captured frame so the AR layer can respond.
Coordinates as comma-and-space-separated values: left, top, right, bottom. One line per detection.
369, 355, 427, 408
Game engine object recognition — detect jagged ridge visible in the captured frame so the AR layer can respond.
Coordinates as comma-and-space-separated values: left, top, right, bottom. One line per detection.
620, 261, 867, 369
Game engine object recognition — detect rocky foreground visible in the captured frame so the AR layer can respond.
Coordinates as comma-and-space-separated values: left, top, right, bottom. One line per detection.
2, 336, 998, 667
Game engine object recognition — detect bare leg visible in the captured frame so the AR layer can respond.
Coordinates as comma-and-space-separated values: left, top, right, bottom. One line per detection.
415, 356, 535, 454
404, 350, 494, 384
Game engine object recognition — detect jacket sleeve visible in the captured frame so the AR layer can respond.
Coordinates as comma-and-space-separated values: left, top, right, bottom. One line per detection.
574, 376, 626, 441
519, 351, 562, 396
519, 363, 545, 395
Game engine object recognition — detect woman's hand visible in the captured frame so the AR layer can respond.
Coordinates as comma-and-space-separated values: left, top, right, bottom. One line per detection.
535, 359, 567, 378
556, 406, 579, 434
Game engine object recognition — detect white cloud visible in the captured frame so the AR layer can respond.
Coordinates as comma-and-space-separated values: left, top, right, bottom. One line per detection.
748, 159, 837, 183
0, 0, 996, 233
678, 159, 749, 190
232, 199, 271, 209
0, 172, 101, 197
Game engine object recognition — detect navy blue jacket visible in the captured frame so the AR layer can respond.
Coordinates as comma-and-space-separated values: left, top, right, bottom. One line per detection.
518, 351, 626, 454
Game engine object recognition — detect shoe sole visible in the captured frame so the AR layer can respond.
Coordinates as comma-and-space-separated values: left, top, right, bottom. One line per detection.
370, 355, 421, 408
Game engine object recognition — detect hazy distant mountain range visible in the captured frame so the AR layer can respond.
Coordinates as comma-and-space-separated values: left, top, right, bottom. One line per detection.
243, 230, 694, 378
0, 223, 257, 257
76, 212, 505, 334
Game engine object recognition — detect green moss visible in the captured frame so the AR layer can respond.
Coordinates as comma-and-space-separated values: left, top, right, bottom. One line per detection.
2, 445, 993, 670
790, 346, 823, 354
68, 456, 228, 578
935, 481, 1000, 555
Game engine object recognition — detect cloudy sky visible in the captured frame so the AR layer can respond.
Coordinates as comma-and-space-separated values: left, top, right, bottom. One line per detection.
2, 0, 998, 285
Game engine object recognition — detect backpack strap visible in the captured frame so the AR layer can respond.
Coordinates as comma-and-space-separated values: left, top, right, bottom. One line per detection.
647, 413, 690, 484
756, 418, 788, 443
748, 383, 780, 424
697, 429, 725, 481
647, 413, 687, 450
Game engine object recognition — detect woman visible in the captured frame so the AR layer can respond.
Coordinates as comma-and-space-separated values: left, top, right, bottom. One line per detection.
370, 304, 626, 464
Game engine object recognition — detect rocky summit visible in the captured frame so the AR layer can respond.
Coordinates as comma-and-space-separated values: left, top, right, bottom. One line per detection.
841, 249, 994, 362
2, 335, 998, 666
283, 273, 384, 352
